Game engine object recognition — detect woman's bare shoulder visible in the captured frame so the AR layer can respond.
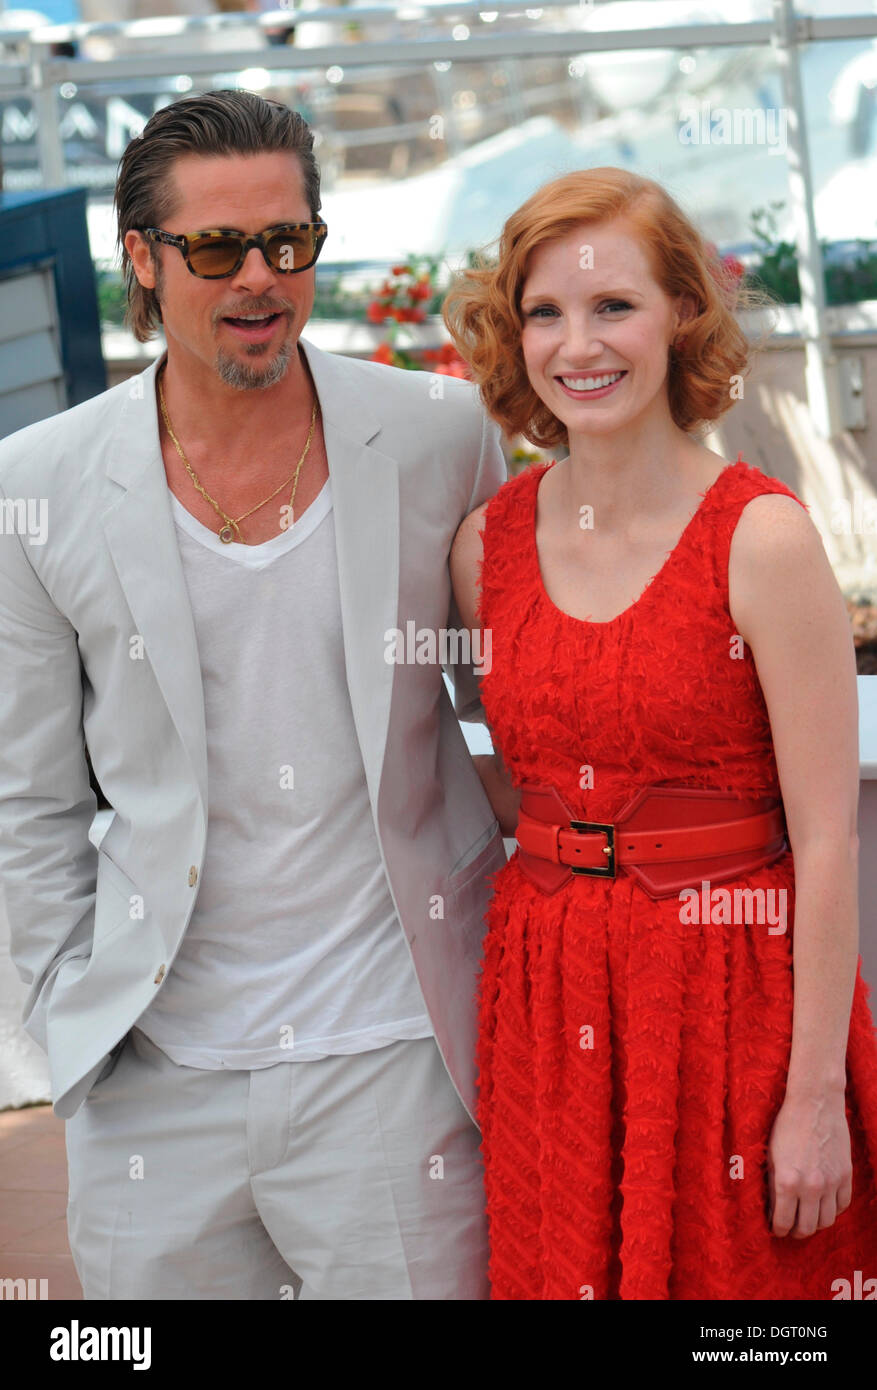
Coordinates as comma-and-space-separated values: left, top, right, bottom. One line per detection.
451, 499, 491, 562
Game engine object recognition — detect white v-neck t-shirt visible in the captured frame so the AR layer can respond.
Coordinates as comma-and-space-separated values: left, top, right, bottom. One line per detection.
135, 478, 433, 1068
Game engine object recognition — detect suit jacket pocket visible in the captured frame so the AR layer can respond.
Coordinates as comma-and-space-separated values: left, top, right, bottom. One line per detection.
448, 823, 506, 924
448, 819, 501, 886
93, 850, 138, 951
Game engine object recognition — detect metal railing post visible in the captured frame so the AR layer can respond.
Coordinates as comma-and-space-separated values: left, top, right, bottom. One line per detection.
773, 0, 844, 437
28, 44, 65, 189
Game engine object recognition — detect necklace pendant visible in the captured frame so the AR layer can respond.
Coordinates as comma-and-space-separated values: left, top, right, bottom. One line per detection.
219, 525, 235, 544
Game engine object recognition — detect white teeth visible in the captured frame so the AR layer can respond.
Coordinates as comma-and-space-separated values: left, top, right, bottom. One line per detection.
232, 313, 274, 321
561, 371, 624, 391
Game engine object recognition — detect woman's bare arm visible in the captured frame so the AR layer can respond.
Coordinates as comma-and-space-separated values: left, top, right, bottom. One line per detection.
730, 492, 859, 1239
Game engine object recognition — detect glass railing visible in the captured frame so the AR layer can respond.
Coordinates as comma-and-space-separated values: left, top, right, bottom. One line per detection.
2, 4, 876, 264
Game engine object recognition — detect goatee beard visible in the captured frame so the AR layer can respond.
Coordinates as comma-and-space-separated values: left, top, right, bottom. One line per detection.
215, 338, 293, 391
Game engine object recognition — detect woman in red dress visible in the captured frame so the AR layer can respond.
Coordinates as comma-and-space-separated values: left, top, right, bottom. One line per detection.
445, 168, 877, 1299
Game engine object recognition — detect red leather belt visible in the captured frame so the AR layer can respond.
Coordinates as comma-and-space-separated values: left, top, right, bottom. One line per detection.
515, 783, 789, 900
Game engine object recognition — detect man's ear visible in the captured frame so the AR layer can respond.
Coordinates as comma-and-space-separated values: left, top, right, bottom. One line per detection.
124, 229, 158, 290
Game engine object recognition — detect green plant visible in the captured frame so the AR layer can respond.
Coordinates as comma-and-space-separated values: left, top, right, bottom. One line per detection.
311, 273, 375, 320
746, 201, 800, 304
96, 269, 128, 328
825, 245, 877, 305
366, 256, 453, 370
745, 201, 877, 306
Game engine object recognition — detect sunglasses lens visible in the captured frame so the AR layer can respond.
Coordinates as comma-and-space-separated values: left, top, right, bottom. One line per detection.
187, 236, 243, 277
265, 227, 322, 271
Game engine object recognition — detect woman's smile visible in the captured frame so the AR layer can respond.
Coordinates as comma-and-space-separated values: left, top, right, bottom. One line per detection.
555, 369, 628, 399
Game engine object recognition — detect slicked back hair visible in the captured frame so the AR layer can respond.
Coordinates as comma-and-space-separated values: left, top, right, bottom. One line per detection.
114, 89, 321, 341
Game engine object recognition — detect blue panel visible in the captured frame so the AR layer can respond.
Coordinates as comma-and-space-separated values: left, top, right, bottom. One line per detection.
0, 188, 106, 415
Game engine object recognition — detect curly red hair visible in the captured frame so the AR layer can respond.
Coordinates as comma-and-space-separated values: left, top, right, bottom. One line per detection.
441, 167, 775, 447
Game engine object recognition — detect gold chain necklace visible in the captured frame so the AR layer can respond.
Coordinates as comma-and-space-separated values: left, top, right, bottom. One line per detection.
158, 365, 318, 544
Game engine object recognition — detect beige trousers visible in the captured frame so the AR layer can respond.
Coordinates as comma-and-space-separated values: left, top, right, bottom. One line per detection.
65, 1026, 488, 1299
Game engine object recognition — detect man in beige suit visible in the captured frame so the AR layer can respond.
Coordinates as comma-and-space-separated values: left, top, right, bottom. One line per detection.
0, 90, 506, 1299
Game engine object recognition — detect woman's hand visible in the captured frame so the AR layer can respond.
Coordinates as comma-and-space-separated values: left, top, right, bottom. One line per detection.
767, 1089, 852, 1238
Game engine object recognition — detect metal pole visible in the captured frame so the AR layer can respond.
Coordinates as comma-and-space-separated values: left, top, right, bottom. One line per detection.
773, 0, 843, 437
432, 62, 463, 158
29, 45, 66, 189
504, 58, 528, 129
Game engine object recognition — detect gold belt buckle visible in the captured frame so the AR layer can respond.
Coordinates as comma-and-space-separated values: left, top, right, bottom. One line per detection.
569, 820, 616, 878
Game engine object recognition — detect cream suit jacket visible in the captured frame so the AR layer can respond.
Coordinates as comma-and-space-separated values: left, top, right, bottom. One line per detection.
0, 337, 508, 1122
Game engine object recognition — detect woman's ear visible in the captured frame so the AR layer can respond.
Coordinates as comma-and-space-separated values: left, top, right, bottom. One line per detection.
674, 291, 699, 338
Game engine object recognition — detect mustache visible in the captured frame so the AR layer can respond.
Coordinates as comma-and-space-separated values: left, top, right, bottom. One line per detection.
214, 302, 292, 320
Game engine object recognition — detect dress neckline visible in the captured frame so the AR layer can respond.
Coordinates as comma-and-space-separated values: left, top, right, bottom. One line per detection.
529, 454, 745, 628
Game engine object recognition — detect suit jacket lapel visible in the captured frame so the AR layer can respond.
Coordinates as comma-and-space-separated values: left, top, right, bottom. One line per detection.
100, 338, 400, 819
299, 337, 400, 803
101, 357, 209, 814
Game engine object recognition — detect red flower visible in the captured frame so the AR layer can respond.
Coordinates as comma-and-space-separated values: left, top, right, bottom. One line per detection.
391, 264, 412, 276
703, 245, 744, 305
366, 300, 387, 323
426, 343, 470, 379
371, 342, 394, 364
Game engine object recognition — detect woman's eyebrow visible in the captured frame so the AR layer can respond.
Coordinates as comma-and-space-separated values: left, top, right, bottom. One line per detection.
520, 287, 640, 306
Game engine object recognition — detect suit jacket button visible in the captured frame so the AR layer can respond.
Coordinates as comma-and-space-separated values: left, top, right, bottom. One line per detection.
154, 964, 166, 984
188, 865, 198, 887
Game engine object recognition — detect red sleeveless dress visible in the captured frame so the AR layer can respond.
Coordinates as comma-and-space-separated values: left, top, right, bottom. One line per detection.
475, 454, 877, 1300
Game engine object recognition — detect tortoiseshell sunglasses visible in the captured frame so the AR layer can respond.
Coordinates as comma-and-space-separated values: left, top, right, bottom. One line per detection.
140, 222, 328, 278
